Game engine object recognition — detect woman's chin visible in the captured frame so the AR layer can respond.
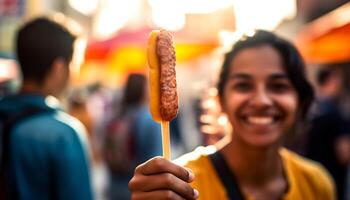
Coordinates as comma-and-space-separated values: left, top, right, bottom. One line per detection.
239, 132, 281, 149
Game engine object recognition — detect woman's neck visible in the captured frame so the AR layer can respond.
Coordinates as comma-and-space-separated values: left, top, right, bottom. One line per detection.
220, 135, 283, 187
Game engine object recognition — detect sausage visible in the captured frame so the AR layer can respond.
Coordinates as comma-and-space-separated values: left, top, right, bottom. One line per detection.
147, 30, 178, 122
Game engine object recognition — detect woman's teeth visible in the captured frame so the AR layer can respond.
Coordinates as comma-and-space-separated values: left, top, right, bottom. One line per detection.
247, 116, 274, 125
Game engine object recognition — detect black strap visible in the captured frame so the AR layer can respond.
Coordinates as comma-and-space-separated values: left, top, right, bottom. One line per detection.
209, 151, 245, 200
1, 107, 54, 165
0, 106, 54, 199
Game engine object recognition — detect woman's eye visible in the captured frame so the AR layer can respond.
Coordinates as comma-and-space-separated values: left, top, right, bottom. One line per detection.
232, 82, 252, 92
269, 82, 291, 93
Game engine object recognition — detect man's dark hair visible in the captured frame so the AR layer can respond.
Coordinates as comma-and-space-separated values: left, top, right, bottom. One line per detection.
16, 17, 76, 84
217, 30, 314, 119
316, 67, 338, 86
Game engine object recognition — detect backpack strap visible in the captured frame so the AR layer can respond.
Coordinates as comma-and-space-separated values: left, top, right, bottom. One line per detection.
0, 106, 55, 199
1, 106, 55, 163
208, 151, 245, 200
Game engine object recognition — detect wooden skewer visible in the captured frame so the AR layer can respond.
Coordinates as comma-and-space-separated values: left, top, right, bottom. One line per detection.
161, 121, 171, 160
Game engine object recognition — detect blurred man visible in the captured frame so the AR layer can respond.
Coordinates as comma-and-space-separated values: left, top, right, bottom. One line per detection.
305, 67, 350, 200
0, 17, 92, 199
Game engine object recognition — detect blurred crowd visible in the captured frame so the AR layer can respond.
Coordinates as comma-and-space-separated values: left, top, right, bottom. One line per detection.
1, 14, 350, 200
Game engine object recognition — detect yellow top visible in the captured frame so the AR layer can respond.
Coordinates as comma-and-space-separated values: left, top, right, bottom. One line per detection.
175, 146, 336, 200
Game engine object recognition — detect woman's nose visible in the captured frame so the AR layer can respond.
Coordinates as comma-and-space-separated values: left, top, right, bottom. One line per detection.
249, 86, 273, 107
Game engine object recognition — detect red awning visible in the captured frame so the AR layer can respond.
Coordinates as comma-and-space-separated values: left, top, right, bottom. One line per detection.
78, 28, 218, 87
85, 27, 218, 62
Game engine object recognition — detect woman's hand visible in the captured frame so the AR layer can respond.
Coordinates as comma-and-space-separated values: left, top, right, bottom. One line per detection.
129, 156, 199, 200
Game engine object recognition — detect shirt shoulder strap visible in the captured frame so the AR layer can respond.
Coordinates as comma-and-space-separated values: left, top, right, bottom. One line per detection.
208, 151, 245, 200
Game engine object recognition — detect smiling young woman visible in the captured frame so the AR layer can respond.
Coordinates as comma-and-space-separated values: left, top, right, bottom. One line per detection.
128, 30, 335, 200
222, 45, 298, 148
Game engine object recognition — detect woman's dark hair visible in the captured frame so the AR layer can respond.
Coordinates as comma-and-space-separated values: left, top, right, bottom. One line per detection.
121, 73, 146, 110
16, 17, 76, 84
217, 30, 314, 119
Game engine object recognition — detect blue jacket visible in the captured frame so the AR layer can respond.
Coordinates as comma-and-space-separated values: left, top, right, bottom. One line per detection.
0, 94, 93, 200
135, 105, 162, 162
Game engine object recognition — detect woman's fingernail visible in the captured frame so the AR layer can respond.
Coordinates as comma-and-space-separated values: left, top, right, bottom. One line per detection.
188, 169, 194, 182
193, 189, 199, 198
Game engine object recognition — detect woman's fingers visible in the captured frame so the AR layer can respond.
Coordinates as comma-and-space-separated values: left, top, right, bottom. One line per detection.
136, 156, 194, 182
129, 156, 199, 200
130, 173, 198, 199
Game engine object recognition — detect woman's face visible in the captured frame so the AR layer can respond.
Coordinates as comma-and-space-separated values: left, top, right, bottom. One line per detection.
222, 45, 298, 148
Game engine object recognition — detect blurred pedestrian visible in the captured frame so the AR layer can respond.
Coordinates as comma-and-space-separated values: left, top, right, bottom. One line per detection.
304, 67, 350, 200
0, 17, 93, 200
103, 73, 162, 200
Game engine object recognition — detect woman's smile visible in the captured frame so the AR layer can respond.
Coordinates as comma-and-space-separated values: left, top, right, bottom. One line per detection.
239, 107, 284, 130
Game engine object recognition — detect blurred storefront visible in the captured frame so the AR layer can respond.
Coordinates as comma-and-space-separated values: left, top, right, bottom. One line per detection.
296, 2, 350, 64
295, 1, 350, 120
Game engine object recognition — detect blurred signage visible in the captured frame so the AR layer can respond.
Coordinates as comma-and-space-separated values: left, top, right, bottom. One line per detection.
0, 58, 19, 82
0, 0, 24, 17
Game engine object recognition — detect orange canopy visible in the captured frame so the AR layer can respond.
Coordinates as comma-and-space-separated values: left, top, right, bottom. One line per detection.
295, 2, 350, 64
85, 28, 218, 63
77, 28, 218, 87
